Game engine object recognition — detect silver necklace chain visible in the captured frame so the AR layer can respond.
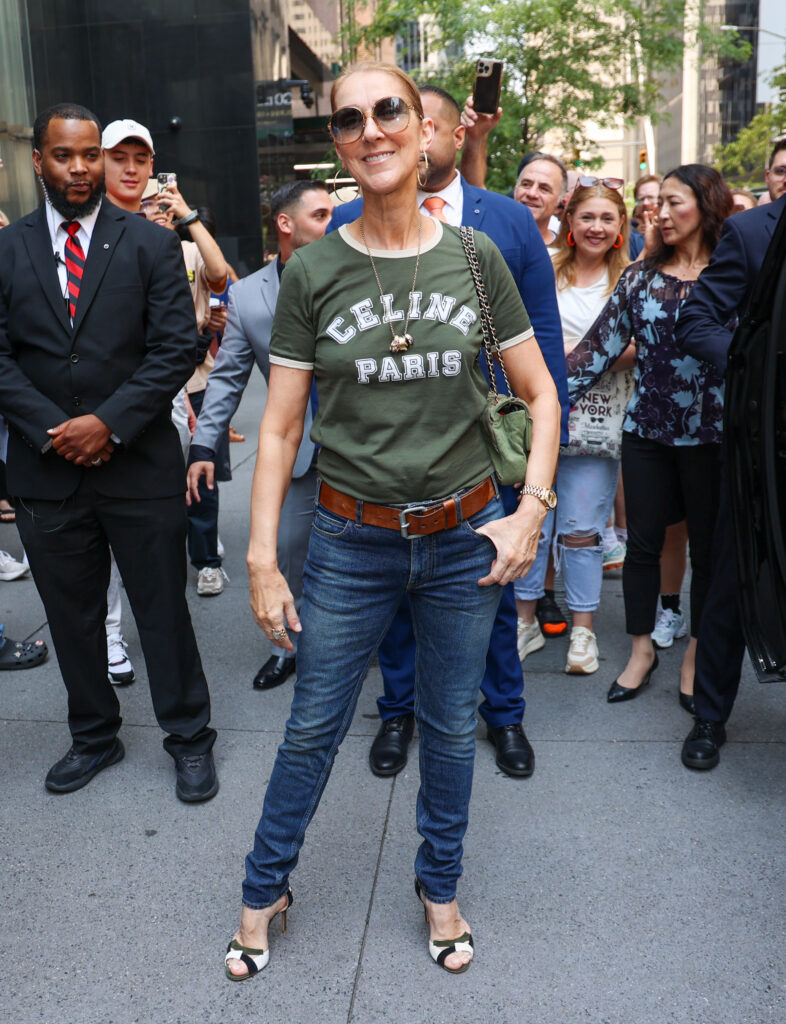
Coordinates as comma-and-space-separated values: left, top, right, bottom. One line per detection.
360, 219, 422, 353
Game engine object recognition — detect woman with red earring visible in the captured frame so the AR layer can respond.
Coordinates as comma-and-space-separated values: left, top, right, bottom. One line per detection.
515, 181, 632, 674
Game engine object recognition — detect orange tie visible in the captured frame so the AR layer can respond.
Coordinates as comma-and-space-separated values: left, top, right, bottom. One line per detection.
422, 196, 448, 222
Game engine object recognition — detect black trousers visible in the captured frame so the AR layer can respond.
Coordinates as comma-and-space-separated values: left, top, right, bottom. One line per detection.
15, 476, 216, 758
693, 470, 747, 723
621, 432, 721, 637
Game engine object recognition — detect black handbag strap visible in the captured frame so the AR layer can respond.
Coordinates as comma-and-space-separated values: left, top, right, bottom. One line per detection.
460, 225, 514, 399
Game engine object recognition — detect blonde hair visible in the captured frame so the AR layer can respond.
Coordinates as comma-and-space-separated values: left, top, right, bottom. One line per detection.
330, 62, 424, 120
552, 184, 629, 295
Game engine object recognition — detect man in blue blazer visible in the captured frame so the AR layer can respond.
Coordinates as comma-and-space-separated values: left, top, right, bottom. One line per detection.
675, 149, 786, 771
187, 181, 331, 690
329, 85, 568, 778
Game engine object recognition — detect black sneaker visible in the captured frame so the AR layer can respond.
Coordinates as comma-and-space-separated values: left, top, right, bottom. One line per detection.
45, 739, 125, 793
175, 750, 219, 802
536, 589, 568, 636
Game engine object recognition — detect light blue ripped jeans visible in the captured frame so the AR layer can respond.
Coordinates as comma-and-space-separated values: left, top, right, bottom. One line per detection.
513, 454, 620, 612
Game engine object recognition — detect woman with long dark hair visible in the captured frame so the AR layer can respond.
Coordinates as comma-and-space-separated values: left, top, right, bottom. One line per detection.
566, 164, 733, 708
224, 61, 560, 979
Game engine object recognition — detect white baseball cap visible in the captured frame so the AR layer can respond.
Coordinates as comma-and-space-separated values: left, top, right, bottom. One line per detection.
101, 119, 155, 155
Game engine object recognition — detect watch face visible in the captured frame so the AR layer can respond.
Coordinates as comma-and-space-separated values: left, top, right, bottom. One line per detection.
547, 490, 557, 509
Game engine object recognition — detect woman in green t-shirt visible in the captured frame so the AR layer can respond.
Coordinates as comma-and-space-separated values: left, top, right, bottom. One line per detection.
225, 62, 560, 980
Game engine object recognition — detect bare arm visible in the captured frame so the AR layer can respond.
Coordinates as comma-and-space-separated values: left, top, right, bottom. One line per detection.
458, 95, 502, 189
158, 184, 228, 290
247, 364, 312, 649
475, 336, 561, 585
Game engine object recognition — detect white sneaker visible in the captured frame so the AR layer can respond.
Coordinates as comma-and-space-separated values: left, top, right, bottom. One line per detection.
0, 550, 30, 581
197, 566, 229, 596
107, 633, 135, 685
517, 618, 545, 662
602, 540, 626, 572
565, 626, 599, 674
651, 607, 688, 649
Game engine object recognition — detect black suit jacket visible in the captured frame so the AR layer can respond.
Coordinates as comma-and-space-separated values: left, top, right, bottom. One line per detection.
676, 194, 786, 370
0, 201, 198, 499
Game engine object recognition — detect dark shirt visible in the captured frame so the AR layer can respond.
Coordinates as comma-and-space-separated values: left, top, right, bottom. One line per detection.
566, 263, 725, 446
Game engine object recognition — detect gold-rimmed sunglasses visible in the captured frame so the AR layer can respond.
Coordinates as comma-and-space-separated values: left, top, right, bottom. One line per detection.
574, 175, 625, 191
328, 96, 419, 145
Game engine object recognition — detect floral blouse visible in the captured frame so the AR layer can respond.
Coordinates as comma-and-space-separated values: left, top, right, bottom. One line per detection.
565, 263, 725, 446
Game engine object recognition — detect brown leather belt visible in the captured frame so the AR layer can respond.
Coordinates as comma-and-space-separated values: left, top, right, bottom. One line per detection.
318, 477, 496, 539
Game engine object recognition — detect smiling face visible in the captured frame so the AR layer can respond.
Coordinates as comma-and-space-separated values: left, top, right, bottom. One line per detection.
32, 117, 104, 220
333, 70, 433, 197
657, 176, 702, 247
513, 159, 564, 228
104, 140, 154, 211
566, 196, 624, 259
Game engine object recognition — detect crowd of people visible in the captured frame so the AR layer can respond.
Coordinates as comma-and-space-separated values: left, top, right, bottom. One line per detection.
0, 59, 784, 979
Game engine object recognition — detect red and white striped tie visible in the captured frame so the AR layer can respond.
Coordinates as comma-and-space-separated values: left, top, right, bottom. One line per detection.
62, 221, 85, 320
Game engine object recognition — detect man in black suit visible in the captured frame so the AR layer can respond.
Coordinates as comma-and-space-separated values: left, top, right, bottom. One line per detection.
0, 103, 218, 800
675, 139, 786, 770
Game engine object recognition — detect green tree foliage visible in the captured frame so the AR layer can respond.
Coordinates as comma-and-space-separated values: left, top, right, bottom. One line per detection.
714, 65, 786, 188
343, 0, 747, 190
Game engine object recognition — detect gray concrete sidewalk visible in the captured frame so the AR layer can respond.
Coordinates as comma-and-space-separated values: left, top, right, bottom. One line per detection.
1, 368, 784, 1024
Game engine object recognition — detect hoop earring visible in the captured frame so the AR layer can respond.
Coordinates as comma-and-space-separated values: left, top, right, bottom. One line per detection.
567, 231, 575, 247
417, 151, 429, 188
612, 233, 624, 249
329, 162, 343, 200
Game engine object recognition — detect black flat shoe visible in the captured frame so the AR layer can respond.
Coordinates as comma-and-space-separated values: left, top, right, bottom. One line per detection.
486, 723, 535, 777
682, 718, 726, 770
679, 691, 696, 715
45, 739, 125, 793
607, 653, 659, 703
253, 654, 296, 690
369, 713, 414, 777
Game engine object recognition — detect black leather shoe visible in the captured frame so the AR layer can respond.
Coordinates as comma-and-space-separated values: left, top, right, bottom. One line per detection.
681, 718, 726, 770
607, 653, 659, 703
253, 654, 296, 690
45, 739, 125, 793
487, 723, 535, 778
679, 691, 696, 716
369, 714, 415, 777
175, 750, 219, 802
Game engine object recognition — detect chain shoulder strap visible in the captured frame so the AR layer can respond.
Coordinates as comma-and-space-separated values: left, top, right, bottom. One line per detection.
459, 225, 513, 398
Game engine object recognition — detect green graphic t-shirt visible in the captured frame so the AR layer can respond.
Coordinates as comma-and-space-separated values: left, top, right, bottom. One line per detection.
270, 221, 533, 503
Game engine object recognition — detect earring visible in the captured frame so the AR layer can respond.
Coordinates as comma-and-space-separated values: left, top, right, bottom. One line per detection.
417, 151, 429, 188
329, 162, 343, 201
612, 233, 624, 249
567, 231, 576, 247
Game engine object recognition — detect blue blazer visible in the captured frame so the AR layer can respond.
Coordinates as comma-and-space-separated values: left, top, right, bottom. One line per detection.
676, 194, 786, 371
328, 176, 569, 443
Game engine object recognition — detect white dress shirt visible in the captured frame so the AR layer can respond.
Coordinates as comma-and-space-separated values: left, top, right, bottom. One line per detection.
417, 169, 464, 227
44, 197, 103, 306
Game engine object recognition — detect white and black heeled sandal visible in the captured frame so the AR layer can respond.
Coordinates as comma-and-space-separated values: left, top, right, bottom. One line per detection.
415, 879, 475, 974
429, 932, 475, 974
224, 888, 293, 981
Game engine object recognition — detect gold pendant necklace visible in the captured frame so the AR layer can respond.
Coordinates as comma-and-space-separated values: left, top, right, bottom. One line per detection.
360, 220, 422, 353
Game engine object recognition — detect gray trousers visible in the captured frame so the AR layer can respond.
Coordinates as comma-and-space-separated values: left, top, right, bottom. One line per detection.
274, 464, 318, 658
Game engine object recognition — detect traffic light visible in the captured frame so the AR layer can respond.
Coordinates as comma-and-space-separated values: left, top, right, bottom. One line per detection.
639, 148, 648, 171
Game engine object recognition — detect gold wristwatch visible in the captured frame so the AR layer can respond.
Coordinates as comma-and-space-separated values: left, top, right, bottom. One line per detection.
521, 484, 557, 511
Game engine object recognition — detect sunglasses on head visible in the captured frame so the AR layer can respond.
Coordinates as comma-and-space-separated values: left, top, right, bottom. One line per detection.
328, 96, 418, 145
574, 175, 624, 192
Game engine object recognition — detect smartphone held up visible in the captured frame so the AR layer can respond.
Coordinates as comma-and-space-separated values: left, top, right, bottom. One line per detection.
473, 58, 504, 115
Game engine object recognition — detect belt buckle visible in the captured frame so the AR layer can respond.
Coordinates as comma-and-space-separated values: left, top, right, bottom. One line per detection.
398, 504, 430, 539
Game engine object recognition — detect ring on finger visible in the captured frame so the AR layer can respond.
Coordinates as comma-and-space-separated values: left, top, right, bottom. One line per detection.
271, 627, 288, 640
